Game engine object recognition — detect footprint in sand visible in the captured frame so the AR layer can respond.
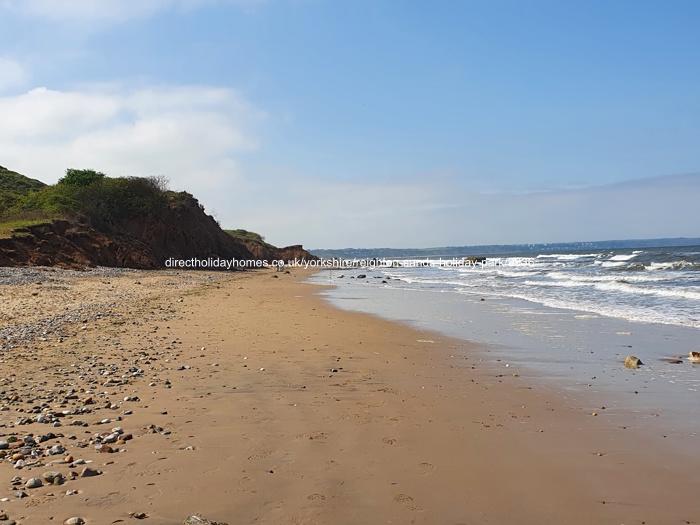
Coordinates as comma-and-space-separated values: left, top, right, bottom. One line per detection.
382, 437, 397, 445
325, 459, 340, 470
297, 431, 328, 442
307, 493, 326, 501
394, 493, 423, 511
247, 451, 273, 460
418, 462, 436, 474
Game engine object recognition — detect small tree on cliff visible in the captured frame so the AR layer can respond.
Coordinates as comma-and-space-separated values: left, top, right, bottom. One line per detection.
58, 168, 106, 187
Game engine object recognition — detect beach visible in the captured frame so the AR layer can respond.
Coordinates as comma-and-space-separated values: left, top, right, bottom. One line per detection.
1, 267, 699, 525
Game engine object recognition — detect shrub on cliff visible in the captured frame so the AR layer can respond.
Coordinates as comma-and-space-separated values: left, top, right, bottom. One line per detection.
7, 169, 169, 232
0, 166, 47, 213
58, 168, 106, 187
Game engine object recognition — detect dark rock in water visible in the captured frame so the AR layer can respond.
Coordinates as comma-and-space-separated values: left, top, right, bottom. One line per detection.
184, 517, 229, 525
357, 274, 367, 279
382, 280, 387, 283
660, 358, 683, 364
624, 355, 643, 369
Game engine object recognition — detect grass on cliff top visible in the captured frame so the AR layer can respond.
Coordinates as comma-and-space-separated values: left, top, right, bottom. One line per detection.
225, 229, 275, 248
0, 166, 47, 211
0, 218, 53, 239
1, 169, 170, 235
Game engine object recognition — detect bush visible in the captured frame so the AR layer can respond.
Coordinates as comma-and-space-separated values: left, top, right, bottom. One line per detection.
58, 168, 106, 187
7, 171, 169, 232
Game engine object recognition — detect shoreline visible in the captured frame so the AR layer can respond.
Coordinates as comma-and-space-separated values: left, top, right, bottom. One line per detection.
311, 273, 700, 437
0, 267, 698, 524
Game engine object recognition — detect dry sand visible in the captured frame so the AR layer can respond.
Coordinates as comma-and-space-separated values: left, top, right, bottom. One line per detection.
0, 267, 699, 525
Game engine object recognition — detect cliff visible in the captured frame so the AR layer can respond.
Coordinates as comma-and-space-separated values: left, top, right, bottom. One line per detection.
0, 170, 317, 269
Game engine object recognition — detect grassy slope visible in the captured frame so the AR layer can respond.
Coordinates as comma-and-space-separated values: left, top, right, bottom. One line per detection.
0, 166, 47, 208
224, 229, 275, 249
0, 167, 51, 238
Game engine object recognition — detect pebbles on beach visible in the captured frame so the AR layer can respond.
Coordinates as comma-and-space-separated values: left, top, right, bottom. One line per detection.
0, 266, 230, 522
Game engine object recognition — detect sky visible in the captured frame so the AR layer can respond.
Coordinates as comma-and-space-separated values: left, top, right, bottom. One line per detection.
0, 0, 699, 248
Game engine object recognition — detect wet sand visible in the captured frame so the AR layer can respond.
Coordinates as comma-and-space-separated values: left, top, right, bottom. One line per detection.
1, 267, 699, 524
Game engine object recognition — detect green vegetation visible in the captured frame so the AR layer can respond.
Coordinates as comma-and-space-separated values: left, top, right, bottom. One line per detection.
225, 229, 273, 247
0, 166, 47, 210
1, 167, 170, 238
58, 168, 106, 187
0, 218, 51, 239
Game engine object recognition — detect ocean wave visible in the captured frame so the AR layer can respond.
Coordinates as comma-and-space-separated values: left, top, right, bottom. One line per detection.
648, 260, 700, 271
601, 261, 628, 268
536, 253, 601, 260
547, 271, 668, 284
594, 281, 700, 300
609, 253, 638, 261
523, 279, 589, 288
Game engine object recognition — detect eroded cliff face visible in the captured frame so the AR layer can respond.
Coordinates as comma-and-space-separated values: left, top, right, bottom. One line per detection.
0, 193, 317, 269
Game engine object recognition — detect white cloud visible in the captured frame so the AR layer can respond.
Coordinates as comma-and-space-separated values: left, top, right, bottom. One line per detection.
1, 0, 263, 23
229, 169, 700, 249
0, 57, 27, 91
0, 84, 264, 196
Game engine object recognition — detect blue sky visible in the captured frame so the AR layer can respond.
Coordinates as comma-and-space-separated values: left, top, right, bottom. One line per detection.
1, 0, 699, 248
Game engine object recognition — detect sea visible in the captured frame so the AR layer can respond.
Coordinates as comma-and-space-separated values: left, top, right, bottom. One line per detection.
308, 245, 700, 434
370, 245, 700, 329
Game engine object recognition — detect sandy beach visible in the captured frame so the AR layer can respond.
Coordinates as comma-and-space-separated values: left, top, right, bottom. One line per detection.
1, 267, 699, 525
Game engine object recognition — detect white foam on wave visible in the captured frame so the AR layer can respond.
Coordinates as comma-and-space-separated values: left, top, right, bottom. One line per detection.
595, 281, 700, 301
648, 260, 697, 271
454, 287, 699, 328
536, 253, 600, 261
548, 271, 667, 284
609, 253, 637, 261
601, 261, 627, 268
524, 279, 589, 288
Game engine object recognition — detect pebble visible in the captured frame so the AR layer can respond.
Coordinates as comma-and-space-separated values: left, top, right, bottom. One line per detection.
25, 477, 43, 488
79, 467, 101, 477
49, 444, 65, 455
42, 469, 61, 480
184, 517, 229, 525
64, 518, 85, 525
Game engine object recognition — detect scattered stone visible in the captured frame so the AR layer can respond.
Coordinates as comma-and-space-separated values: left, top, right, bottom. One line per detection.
49, 444, 65, 455
25, 477, 43, 489
79, 466, 101, 477
64, 518, 85, 525
184, 517, 229, 525
43, 471, 64, 483
624, 355, 642, 369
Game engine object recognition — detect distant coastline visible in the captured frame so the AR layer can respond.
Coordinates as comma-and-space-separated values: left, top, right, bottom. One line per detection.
311, 236, 700, 259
